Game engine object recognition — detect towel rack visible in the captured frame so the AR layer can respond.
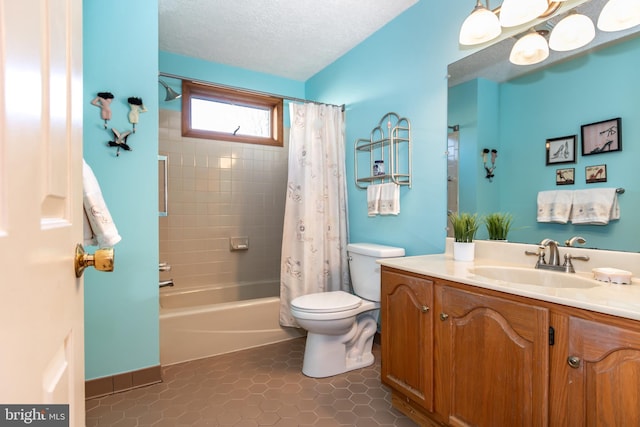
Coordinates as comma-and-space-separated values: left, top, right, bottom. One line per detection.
354, 112, 411, 189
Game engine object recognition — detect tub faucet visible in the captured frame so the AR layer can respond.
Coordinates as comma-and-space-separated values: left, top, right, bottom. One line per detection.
160, 279, 174, 288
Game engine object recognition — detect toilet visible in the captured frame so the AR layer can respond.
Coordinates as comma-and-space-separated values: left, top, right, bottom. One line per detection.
290, 242, 405, 378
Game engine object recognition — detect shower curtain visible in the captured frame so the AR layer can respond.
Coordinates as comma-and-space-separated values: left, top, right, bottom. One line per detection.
279, 103, 349, 327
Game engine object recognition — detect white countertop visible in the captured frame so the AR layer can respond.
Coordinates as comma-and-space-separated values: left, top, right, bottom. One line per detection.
377, 239, 640, 322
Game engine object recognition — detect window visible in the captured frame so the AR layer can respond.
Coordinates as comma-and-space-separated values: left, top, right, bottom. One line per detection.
182, 81, 283, 147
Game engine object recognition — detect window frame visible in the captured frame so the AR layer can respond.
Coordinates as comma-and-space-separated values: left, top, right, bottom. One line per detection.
181, 80, 284, 147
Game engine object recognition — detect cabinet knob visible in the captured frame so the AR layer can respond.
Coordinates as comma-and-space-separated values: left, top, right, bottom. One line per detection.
440, 313, 449, 321
421, 305, 430, 313
567, 356, 581, 369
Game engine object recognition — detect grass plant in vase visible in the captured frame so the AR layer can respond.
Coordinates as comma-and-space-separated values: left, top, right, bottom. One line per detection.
485, 212, 513, 241
448, 212, 480, 261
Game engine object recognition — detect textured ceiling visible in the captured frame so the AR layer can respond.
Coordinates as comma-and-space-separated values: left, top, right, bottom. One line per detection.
159, 0, 418, 81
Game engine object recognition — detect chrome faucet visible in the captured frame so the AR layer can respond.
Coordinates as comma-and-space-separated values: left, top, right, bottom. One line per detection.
525, 237, 589, 273
541, 239, 561, 266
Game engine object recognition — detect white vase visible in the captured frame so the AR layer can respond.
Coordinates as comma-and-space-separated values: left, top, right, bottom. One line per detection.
453, 241, 475, 262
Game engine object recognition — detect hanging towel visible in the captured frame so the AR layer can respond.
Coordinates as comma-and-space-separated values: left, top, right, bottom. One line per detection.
367, 184, 381, 217
571, 188, 620, 225
83, 159, 122, 248
379, 183, 400, 215
537, 190, 573, 223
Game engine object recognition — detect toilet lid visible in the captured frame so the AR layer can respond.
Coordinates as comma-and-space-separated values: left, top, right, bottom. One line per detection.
291, 291, 362, 313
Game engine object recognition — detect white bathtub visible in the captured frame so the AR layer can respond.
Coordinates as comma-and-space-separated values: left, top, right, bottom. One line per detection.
160, 281, 304, 365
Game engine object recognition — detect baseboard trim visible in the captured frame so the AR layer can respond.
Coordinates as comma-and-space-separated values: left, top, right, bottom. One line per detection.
85, 365, 162, 400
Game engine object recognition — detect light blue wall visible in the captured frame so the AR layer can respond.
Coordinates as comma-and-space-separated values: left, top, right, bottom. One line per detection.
306, 2, 471, 255
450, 36, 640, 251
83, 1, 159, 380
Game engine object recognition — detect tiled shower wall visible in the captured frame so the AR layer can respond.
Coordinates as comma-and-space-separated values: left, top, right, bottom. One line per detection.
159, 109, 288, 289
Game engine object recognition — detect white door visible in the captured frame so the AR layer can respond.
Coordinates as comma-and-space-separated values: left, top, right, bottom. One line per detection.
0, 0, 85, 425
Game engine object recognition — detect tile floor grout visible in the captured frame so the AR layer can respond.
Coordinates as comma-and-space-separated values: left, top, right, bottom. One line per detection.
86, 337, 418, 426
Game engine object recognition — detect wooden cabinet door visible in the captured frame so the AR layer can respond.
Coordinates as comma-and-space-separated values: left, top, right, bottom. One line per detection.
381, 268, 434, 411
567, 316, 640, 426
435, 284, 550, 427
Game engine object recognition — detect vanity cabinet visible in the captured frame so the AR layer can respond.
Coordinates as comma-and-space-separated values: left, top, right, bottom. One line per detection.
380, 268, 434, 418
434, 284, 549, 427
381, 265, 640, 427
565, 316, 640, 426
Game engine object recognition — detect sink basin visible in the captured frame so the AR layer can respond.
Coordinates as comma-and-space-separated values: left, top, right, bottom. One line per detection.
468, 266, 600, 289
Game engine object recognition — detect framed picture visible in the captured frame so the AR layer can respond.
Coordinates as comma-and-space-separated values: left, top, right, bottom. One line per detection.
556, 167, 575, 185
546, 135, 576, 165
581, 118, 621, 155
586, 164, 607, 183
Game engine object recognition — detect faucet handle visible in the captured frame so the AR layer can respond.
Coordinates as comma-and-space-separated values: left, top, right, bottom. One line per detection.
563, 253, 590, 273
525, 246, 547, 267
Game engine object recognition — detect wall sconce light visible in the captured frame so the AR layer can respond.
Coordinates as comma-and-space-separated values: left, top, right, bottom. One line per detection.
482, 148, 498, 182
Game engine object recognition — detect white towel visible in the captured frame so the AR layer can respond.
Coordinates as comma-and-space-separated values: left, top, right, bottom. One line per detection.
571, 188, 619, 225
367, 184, 381, 217
379, 183, 400, 215
537, 190, 573, 223
83, 159, 122, 248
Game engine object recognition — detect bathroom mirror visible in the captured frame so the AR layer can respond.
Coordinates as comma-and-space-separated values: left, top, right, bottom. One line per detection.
448, 1, 640, 252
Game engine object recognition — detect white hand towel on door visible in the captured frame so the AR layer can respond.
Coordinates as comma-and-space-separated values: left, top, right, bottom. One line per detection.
367, 184, 381, 217
379, 183, 400, 215
571, 188, 619, 225
83, 159, 122, 248
537, 190, 573, 223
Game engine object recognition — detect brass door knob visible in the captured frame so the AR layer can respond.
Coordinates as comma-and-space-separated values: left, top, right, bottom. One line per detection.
75, 244, 114, 277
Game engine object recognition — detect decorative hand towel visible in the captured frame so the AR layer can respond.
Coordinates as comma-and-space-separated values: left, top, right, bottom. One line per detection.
83, 159, 122, 248
379, 183, 400, 215
571, 188, 619, 225
537, 190, 573, 223
367, 184, 381, 217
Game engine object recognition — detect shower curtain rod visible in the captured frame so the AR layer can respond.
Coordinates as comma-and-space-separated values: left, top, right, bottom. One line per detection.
159, 72, 345, 111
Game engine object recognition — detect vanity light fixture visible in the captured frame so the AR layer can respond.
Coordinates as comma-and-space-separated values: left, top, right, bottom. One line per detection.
509, 29, 550, 65
459, 0, 502, 45
549, 12, 596, 51
458, 0, 563, 46
597, 0, 640, 32
500, 0, 550, 27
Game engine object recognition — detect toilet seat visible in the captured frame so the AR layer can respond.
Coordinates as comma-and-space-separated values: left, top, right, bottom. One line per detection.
291, 291, 361, 313
290, 291, 379, 321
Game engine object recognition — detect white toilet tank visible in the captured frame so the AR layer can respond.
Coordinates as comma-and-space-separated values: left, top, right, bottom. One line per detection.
347, 243, 405, 302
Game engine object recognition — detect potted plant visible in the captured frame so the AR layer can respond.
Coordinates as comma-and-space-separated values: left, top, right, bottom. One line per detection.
448, 212, 481, 261
485, 212, 513, 241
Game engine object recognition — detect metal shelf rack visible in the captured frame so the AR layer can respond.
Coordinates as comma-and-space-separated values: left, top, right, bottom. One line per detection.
354, 112, 411, 189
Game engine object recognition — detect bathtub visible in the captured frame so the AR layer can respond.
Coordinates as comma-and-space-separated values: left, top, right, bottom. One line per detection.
160, 281, 305, 365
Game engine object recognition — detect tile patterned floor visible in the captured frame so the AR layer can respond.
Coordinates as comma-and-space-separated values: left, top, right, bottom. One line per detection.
86, 337, 418, 426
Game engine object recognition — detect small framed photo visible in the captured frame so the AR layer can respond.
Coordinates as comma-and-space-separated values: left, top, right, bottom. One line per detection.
556, 168, 575, 186
581, 118, 621, 156
586, 164, 607, 184
546, 135, 576, 165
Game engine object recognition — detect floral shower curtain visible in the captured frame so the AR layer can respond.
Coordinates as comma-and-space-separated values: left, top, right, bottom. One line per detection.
279, 103, 350, 327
